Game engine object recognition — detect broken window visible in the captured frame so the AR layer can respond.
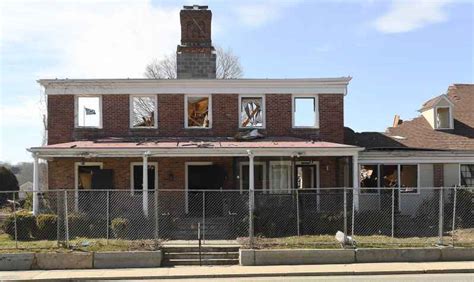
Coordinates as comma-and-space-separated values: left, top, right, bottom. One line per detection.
186, 95, 211, 128
360, 165, 379, 193
131, 95, 157, 128
293, 96, 318, 127
380, 165, 398, 188
460, 164, 474, 187
76, 96, 101, 127
240, 96, 264, 128
400, 165, 418, 193
131, 163, 157, 192
436, 107, 451, 129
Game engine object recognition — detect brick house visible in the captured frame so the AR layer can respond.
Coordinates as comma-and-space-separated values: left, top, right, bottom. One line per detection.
28, 6, 362, 216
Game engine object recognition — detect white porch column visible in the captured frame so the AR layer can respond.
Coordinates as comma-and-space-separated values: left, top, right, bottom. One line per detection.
32, 153, 39, 215
247, 150, 255, 246
142, 151, 150, 217
352, 153, 360, 211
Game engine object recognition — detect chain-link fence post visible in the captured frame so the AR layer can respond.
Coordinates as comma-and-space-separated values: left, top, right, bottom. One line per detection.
64, 190, 70, 248
351, 187, 356, 238
202, 191, 206, 243
154, 189, 159, 241
438, 187, 444, 245
56, 191, 60, 248
451, 186, 457, 247
106, 190, 110, 245
12, 192, 18, 249
343, 187, 348, 246
296, 189, 300, 236
391, 187, 395, 238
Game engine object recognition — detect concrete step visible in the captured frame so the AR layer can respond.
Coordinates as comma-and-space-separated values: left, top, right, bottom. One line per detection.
165, 252, 239, 260
162, 258, 239, 266
163, 247, 239, 253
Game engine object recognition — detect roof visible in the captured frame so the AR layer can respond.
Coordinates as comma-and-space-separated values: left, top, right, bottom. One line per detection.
419, 94, 454, 111
346, 84, 474, 151
29, 137, 362, 157
37, 77, 352, 95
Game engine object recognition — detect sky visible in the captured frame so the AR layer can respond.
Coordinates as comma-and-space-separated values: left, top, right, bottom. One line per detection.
0, 0, 473, 164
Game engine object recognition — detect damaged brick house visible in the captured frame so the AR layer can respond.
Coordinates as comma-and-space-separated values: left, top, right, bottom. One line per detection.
28, 6, 363, 218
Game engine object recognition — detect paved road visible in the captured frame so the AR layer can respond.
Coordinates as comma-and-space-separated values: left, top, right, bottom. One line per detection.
128, 273, 473, 282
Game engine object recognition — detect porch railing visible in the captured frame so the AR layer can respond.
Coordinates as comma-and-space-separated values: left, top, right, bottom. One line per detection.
0, 187, 472, 250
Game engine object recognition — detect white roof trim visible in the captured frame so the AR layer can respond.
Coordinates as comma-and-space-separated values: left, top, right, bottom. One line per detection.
360, 150, 474, 164
28, 146, 362, 158
38, 78, 351, 96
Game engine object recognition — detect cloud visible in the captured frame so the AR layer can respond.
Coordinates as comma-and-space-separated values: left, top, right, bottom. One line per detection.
0, 96, 43, 128
374, 0, 452, 33
0, 0, 181, 78
234, 1, 300, 28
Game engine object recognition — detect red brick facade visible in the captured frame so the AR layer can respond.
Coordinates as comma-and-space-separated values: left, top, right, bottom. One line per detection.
48, 93, 344, 144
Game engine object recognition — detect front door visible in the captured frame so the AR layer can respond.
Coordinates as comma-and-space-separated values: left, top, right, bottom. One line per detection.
186, 164, 225, 216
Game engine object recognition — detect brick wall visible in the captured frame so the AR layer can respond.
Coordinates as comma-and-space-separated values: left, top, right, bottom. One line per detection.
433, 164, 444, 187
48, 156, 340, 190
48, 93, 344, 144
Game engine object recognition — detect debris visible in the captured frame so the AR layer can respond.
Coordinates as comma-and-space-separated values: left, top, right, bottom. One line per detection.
335, 231, 355, 247
234, 129, 264, 141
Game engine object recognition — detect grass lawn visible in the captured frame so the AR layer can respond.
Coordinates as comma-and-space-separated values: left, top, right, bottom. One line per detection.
0, 229, 472, 253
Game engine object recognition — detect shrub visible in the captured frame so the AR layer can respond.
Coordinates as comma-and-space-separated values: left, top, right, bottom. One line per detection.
3, 211, 36, 240
67, 212, 89, 238
35, 214, 58, 240
111, 217, 129, 239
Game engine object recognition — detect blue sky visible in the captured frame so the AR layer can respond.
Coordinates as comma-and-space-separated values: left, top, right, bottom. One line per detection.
1, 0, 473, 163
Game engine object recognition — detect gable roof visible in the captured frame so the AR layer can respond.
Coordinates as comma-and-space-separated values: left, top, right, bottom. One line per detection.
346, 84, 474, 151
419, 94, 454, 111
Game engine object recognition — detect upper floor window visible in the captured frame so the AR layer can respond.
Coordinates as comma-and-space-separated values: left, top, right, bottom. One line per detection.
293, 95, 319, 128
460, 164, 474, 187
435, 106, 452, 129
75, 96, 102, 128
130, 95, 157, 128
185, 95, 211, 128
239, 95, 264, 128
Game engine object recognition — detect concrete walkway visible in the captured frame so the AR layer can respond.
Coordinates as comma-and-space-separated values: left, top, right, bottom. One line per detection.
0, 261, 472, 281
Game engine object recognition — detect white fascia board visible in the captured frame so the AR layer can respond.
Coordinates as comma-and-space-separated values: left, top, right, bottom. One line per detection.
360, 150, 474, 163
39, 78, 351, 96
29, 146, 362, 158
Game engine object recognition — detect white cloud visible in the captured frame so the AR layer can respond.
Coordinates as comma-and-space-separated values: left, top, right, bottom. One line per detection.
374, 0, 452, 33
0, 0, 181, 78
0, 96, 43, 128
234, 1, 300, 28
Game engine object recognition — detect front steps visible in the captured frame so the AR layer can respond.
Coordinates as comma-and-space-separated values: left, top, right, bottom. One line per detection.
162, 246, 239, 266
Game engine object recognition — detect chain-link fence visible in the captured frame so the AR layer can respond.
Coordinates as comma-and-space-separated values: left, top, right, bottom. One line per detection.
0, 187, 472, 251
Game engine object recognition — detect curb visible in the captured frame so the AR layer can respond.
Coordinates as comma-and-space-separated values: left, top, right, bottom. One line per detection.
16, 267, 474, 281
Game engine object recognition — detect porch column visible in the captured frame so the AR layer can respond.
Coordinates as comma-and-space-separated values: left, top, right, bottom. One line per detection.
142, 151, 150, 217
248, 150, 255, 246
32, 153, 39, 215
352, 153, 360, 211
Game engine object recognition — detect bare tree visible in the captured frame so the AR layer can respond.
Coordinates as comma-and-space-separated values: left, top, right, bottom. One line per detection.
144, 46, 243, 79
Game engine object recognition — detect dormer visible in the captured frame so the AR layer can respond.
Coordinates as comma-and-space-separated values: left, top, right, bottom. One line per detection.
419, 94, 454, 130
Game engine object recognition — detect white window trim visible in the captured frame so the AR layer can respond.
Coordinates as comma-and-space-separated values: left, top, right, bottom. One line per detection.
74, 162, 103, 211
269, 160, 292, 193
239, 161, 267, 193
459, 163, 474, 187
185, 162, 213, 214
129, 95, 158, 129
238, 94, 266, 129
74, 95, 103, 128
398, 164, 420, 195
184, 94, 212, 129
130, 162, 159, 194
292, 94, 319, 129
294, 161, 320, 189
359, 164, 381, 195
434, 106, 453, 130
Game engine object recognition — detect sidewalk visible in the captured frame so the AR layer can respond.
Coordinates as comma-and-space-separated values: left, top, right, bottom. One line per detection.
0, 261, 472, 281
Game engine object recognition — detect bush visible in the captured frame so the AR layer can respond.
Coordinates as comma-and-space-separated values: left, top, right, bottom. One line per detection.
67, 212, 89, 238
3, 211, 36, 240
35, 214, 57, 240
111, 217, 129, 239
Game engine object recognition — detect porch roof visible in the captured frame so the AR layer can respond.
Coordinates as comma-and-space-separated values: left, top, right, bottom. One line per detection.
28, 137, 363, 157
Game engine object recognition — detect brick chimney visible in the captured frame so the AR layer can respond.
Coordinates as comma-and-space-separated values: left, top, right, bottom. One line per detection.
177, 5, 216, 79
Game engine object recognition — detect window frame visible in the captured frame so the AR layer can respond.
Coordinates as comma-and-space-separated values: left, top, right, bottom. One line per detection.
74, 95, 103, 128
358, 163, 420, 194
359, 164, 381, 194
459, 163, 474, 187
130, 162, 159, 194
129, 94, 158, 129
238, 94, 266, 129
269, 160, 292, 193
292, 94, 319, 129
399, 164, 420, 194
434, 106, 453, 130
184, 94, 212, 129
